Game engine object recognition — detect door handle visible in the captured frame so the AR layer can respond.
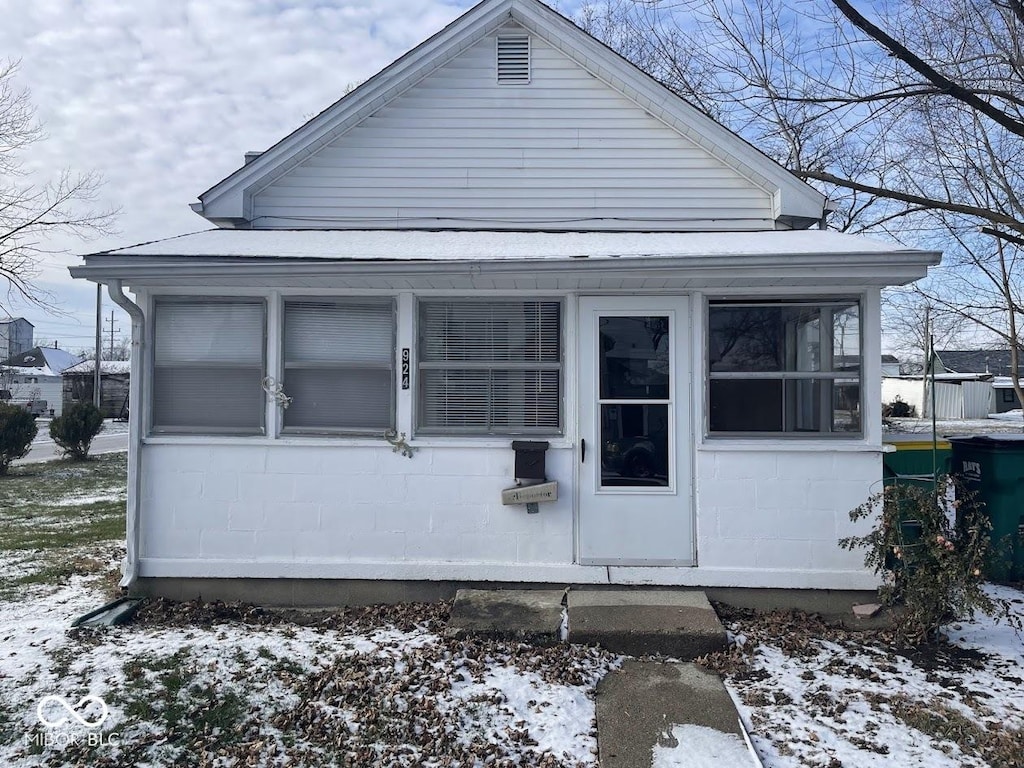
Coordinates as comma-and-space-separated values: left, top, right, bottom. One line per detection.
580, 438, 586, 463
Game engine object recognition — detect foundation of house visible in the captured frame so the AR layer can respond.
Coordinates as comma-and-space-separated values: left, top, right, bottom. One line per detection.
132, 577, 886, 629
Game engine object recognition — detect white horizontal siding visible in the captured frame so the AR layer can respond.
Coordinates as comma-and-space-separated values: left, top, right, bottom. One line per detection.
251, 31, 775, 231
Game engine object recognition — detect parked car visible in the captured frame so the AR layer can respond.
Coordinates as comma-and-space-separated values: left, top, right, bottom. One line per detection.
8, 399, 48, 417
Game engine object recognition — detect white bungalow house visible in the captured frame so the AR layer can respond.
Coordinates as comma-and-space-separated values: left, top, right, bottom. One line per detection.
71, 0, 939, 602
0, 346, 81, 417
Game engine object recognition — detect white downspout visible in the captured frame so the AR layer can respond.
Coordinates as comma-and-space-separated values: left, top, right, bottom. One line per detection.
107, 280, 145, 590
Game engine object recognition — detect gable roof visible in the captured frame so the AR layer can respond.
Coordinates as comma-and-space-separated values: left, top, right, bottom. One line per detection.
194, 0, 825, 228
0, 346, 81, 375
937, 349, 1024, 377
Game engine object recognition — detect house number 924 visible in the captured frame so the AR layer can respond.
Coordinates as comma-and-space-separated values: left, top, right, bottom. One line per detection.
401, 348, 410, 389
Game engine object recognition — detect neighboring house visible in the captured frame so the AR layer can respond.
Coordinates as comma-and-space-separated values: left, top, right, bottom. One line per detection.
62, 359, 131, 418
70, 0, 939, 601
937, 348, 1024, 415
0, 317, 34, 360
991, 378, 1022, 413
0, 346, 82, 417
882, 373, 993, 420
880, 355, 901, 378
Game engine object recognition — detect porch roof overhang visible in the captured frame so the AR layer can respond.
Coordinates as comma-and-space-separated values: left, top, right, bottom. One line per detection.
70, 229, 940, 291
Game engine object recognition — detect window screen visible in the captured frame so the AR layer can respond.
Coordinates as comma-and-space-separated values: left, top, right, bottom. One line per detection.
283, 299, 395, 433
708, 300, 861, 435
152, 299, 265, 433
418, 300, 561, 434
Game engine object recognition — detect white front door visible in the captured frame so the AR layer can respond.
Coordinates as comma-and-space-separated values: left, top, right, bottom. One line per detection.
577, 297, 694, 565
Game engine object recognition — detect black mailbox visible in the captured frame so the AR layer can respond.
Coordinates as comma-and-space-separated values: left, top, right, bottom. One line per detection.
512, 441, 549, 482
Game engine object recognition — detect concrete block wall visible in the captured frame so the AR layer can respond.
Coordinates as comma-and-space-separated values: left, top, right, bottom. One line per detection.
138, 442, 882, 587
139, 443, 574, 571
695, 449, 880, 574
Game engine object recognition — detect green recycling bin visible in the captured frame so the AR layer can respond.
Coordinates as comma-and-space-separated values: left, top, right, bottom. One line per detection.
882, 435, 951, 490
948, 434, 1024, 580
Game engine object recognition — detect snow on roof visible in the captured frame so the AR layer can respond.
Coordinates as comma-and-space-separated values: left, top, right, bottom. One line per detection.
62, 359, 132, 375
992, 376, 1021, 388
89, 228, 935, 261
0, 346, 80, 375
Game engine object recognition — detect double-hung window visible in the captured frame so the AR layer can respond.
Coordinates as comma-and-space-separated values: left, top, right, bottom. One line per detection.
417, 299, 562, 434
708, 300, 861, 435
152, 298, 266, 434
282, 299, 395, 434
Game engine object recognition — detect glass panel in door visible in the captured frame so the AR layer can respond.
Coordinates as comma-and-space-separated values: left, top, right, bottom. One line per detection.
598, 316, 670, 488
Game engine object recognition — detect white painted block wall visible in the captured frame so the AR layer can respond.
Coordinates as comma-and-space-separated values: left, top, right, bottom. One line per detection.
695, 449, 879, 577
138, 441, 880, 588
140, 443, 574, 570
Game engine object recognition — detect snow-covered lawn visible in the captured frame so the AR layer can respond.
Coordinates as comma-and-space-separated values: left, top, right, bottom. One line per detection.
714, 589, 1024, 768
888, 410, 1024, 435
0, 575, 616, 767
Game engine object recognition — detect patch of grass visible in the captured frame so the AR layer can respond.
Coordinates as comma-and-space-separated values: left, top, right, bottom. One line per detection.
0, 703, 17, 746
0, 451, 127, 507
112, 647, 252, 763
0, 452, 126, 592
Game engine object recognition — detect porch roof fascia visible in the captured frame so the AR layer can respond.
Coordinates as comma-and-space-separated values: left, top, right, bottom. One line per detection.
70, 248, 940, 289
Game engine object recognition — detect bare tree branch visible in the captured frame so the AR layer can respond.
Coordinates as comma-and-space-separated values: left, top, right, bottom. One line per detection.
0, 59, 118, 314
798, 169, 1024, 233
832, 0, 1024, 139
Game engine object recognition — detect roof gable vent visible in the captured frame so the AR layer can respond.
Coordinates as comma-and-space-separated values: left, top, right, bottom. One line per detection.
497, 34, 530, 84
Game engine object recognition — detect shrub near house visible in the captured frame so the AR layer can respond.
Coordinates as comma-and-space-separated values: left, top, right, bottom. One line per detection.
49, 402, 105, 460
0, 403, 37, 474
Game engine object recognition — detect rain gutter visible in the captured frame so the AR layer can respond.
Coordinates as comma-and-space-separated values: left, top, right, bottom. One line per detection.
106, 280, 144, 590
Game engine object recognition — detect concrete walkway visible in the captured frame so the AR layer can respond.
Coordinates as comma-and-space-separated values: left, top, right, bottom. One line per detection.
447, 587, 755, 767
596, 661, 749, 768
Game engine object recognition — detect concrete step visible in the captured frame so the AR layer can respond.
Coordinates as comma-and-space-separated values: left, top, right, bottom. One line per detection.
596, 660, 751, 768
445, 588, 565, 644
567, 589, 728, 660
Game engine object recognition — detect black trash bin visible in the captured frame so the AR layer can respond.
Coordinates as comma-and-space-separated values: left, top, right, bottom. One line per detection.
948, 434, 1024, 580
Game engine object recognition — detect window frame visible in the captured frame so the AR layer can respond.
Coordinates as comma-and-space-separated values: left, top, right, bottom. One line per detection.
149, 296, 268, 436
279, 297, 397, 437
705, 297, 864, 438
414, 296, 564, 437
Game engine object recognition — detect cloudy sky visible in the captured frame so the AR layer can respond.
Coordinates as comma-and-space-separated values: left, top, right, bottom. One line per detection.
5, 1, 591, 352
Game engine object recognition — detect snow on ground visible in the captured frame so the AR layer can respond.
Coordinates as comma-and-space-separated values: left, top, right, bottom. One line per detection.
47, 490, 126, 508
719, 587, 1024, 768
651, 724, 751, 768
888, 413, 1024, 435
0, 564, 617, 767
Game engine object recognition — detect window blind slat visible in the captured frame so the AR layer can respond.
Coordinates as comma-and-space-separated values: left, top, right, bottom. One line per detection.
152, 300, 265, 433
155, 301, 264, 365
418, 300, 561, 434
283, 299, 395, 432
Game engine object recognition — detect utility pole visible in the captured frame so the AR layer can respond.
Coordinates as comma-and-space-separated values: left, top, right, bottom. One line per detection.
921, 303, 931, 419
103, 310, 121, 361
94, 285, 102, 407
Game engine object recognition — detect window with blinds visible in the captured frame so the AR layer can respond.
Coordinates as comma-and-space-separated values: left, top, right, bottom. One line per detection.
417, 299, 561, 434
282, 299, 395, 433
152, 299, 266, 433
